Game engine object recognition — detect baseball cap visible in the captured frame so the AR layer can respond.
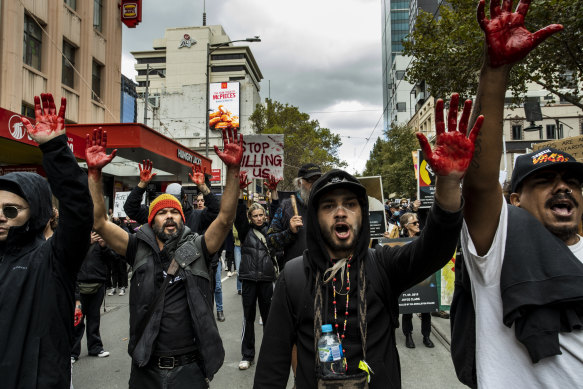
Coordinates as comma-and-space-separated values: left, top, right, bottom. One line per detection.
309, 169, 366, 205
297, 163, 322, 179
510, 147, 583, 193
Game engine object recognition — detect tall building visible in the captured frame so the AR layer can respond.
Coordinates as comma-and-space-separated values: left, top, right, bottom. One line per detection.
381, 0, 439, 130
121, 74, 138, 123
0, 0, 122, 124
131, 25, 262, 186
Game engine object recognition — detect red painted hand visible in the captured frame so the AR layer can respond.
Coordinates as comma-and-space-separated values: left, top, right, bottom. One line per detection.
214, 128, 244, 167
477, 0, 563, 67
416, 93, 483, 178
139, 159, 157, 183
189, 164, 206, 185
263, 175, 282, 191
74, 307, 83, 327
239, 171, 252, 190
85, 127, 117, 177
19, 93, 67, 145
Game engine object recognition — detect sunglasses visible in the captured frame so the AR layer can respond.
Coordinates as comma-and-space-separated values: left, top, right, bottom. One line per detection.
2, 205, 28, 219
407, 221, 419, 226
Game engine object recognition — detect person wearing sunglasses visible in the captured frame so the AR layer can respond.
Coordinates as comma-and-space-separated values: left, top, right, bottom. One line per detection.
399, 213, 434, 349
0, 93, 93, 388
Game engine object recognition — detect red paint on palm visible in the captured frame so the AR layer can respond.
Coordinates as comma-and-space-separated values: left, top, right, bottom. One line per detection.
139, 159, 157, 182
477, 0, 563, 67
239, 171, 252, 190
416, 93, 483, 177
85, 127, 117, 179
263, 175, 282, 191
189, 163, 206, 185
214, 128, 244, 167
20, 93, 67, 143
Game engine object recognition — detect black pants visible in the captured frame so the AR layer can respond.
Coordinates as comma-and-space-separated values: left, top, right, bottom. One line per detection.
72, 285, 105, 357
225, 250, 235, 272
401, 313, 431, 337
110, 258, 128, 288
241, 280, 273, 361
129, 360, 207, 389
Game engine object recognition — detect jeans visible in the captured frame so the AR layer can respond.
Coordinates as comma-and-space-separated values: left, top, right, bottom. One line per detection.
214, 259, 223, 312
234, 245, 242, 292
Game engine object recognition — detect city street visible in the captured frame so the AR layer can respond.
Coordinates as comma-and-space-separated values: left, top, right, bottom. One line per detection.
72, 269, 464, 388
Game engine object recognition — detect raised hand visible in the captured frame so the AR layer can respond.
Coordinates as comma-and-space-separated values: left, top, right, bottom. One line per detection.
477, 0, 563, 67
20, 93, 66, 145
189, 164, 206, 186
239, 171, 252, 190
263, 175, 282, 191
416, 93, 483, 179
139, 159, 156, 183
214, 128, 243, 167
85, 127, 117, 178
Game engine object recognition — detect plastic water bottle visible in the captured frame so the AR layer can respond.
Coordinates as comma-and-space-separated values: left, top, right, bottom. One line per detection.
318, 324, 346, 376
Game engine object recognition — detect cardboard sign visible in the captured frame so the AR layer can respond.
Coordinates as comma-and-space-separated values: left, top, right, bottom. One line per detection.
532, 135, 583, 161
240, 134, 284, 180
358, 176, 387, 238
113, 191, 145, 218
416, 149, 436, 208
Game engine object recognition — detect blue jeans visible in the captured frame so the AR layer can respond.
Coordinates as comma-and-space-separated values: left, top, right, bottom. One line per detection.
214, 259, 223, 312
234, 245, 242, 292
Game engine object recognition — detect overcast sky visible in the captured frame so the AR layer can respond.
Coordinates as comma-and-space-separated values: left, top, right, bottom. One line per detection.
122, 0, 383, 174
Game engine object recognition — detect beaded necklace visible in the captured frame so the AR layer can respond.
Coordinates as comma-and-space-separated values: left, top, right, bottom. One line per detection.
331, 255, 352, 362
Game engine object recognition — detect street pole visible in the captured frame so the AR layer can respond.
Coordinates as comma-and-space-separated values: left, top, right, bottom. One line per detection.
144, 63, 149, 127
205, 44, 210, 157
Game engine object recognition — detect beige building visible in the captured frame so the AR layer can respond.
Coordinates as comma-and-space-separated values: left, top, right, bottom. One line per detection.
131, 25, 263, 186
0, 0, 122, 124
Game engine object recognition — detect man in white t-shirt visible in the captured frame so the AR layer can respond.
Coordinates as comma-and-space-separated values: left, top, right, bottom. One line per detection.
451, 1, 583, 388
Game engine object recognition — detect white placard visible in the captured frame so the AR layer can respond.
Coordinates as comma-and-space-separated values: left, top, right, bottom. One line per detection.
113, 191, 145, 218
240, 134, 284, 180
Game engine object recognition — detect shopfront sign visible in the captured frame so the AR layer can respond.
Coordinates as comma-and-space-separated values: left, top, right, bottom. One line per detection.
177, 148, 202, 165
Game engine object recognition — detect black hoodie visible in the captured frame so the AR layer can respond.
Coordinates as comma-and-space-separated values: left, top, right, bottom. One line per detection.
0, 135, 93, 389
255, 169, 463, 388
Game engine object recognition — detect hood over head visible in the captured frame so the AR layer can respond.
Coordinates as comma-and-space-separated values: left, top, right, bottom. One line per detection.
306, 169, 370, 274
0, 172, 53, 243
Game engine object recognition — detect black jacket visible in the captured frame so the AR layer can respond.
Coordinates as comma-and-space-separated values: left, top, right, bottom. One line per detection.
125, 224, 224, 380
255, 170, 463, 388
0, 135, 93, 389
76, 242, 109, 284
235, 199, 278, 282
267, 193, 308, 267
124, 185, 219, 234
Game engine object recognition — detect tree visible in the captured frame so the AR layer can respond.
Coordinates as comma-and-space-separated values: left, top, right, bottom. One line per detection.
403, 0, 582, 109
249, 99, 346, 191
363, 123, 418, 199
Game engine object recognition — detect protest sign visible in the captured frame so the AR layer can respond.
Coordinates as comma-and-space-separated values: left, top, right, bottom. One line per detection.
416, 149, 436, 208
113, 191, 145, 218
532, 135, 583, 160
240, 134, 284, 180
358, 176, 387, 238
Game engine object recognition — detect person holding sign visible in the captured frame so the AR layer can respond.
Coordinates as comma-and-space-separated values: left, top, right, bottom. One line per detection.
451, 1, 583, 388
254, 92, 481, 388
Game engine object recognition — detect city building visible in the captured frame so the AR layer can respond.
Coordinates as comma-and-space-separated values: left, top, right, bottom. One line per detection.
121, 74, 138, 123
131, 25, 263, 188
0, 0, 122, 124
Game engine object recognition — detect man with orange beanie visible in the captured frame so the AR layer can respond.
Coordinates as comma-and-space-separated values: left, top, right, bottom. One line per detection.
86, 127, 244, 388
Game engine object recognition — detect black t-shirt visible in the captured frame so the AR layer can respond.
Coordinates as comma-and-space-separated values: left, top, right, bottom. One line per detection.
125, 233, 210, 356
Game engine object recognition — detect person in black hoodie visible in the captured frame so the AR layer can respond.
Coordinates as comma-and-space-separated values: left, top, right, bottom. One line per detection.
234, 172, 280, 370
71, 231, 111, 362
254, 92, 481, 388
0, 93, 93, 388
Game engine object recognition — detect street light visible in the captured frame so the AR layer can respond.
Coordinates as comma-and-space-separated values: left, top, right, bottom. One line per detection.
143, 63, 166, 127
205, 36, 261, 156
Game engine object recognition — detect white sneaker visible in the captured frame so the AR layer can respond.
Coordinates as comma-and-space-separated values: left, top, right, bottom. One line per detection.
107, 289, 116, 296
96, 350, 110, 358
118, 288, 125, 296
238, 360, 252, 370
71, 356, 77, 364
227, 271, 233, 277
258, 317, 263, 325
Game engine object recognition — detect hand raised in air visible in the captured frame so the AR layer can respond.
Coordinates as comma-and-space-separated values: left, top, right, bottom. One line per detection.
263, 175, 282, 191
20, 93, 66, 145
239, 171, 252, 190
139, 159, 157, 183
189, 164, 206, 186
215, 128, 244, 167
85, 127, 117, 177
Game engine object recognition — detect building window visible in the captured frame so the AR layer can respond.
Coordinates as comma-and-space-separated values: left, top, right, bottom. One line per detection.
395, 70, 405, 80
211, 65, 245, 72
93, 0, 103, 32
92, 61, 103, 101
511, 125, 522, 140
546, 124, 556, 140
21, 104, 35, 119
64, 0, 76, 10
23, 14, 42, 70
557, 124, 563, 139
212, 54, 245, 61
62, 41, 76, 88
396, 102, 406, 112
136, 57, 166, 64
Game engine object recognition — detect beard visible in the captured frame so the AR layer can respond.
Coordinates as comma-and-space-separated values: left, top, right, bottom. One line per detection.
320, 223, 360, 257
300, 186, 310, 203
153, 218, 184, 242
546, 224, 578, 243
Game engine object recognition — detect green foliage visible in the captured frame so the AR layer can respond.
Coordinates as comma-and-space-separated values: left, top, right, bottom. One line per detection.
249, 99, 346, 191
363, 123, 418, 199
403, 0, 582, 108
